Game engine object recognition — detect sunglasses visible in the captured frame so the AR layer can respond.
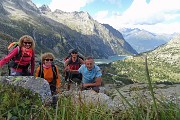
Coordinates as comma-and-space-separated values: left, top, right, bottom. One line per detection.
45, 59, 53, 61
24, 42, 32, 45
71, 52, 77, 54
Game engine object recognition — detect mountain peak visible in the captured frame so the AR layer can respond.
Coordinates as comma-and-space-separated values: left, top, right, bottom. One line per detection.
1, 0, 39, 15
53, 10, 92, 20
0, 0, 137, 58
39, 4, 51, 12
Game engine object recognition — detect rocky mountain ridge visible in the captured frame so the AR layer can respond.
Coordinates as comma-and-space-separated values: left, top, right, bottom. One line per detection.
119, 28, 174, 53
0, 0, 137, 59
148, 34, 180, 65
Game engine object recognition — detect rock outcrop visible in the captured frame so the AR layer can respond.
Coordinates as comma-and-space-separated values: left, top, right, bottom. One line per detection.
0, 76, 52, 102
0, 76, 179, 112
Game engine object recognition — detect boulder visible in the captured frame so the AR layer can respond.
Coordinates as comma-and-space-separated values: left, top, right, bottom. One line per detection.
0, 76, 52, 102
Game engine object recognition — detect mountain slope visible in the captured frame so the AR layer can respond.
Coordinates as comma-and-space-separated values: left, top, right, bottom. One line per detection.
148, 34, 180, 65
119, 28, 172, 53
104, 34, 180, 83
0, 0, 137, 59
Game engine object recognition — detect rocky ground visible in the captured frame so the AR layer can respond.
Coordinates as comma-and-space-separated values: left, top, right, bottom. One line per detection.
0, 76, 179, 112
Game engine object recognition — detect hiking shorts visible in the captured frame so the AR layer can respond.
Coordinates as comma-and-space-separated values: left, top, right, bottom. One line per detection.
10, 68, 30, 76
65, 72, 82, 84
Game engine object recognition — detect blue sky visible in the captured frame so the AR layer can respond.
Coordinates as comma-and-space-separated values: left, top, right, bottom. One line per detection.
32, 0, 180, 34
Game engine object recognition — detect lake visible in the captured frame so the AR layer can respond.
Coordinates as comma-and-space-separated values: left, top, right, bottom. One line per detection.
94, 55, 131, 65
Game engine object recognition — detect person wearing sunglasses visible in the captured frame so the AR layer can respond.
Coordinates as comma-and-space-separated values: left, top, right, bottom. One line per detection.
35, 52, 61, 95
0, 35, 35, 76
64, 49, 85, 90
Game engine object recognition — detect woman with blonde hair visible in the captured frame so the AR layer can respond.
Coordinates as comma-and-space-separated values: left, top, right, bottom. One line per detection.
35, 52, 61, 95
0, 35, 35, 76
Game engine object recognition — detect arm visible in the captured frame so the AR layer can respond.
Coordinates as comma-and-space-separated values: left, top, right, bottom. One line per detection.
35, 66, 40, 77
0, 47, 18, 67
83, 77, 102, 87
55, 66, 61, 88
30, 51, 35, 75
79, 58, 85, 64
64, 58, 69, 68
64, 58, 70, 71
55, 66, 61, 93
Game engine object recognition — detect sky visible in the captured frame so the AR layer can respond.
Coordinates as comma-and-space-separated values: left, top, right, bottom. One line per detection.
32, 0, 180, 34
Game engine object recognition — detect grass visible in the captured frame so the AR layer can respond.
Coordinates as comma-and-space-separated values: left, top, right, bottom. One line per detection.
0, 83, 117, 120
0, 77, 179, 119
0, 54, 180, 119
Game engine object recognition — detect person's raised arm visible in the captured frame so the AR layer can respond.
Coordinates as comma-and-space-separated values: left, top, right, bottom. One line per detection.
0, 47, 18, 67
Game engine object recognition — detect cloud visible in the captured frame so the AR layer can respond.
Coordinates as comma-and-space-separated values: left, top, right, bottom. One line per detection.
94, 11, 109, 20
49, 0, 94, 12
94, 0, 180, 34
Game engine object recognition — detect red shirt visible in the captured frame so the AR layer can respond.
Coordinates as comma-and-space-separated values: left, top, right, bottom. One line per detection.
0, 47, 35, 75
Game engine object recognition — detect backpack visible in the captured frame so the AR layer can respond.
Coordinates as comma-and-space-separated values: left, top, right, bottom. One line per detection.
65, 56, 84, 70
38, 62, 58, 85
8, 42, 21, 59
8, 42, 19, 52
7, 42, 23, 75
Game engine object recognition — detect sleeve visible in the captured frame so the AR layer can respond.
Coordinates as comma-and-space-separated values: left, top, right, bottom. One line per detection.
0, 47, 18, 67
30, 51, 35, 75
35, 66, 40, 77
78, 64, 84, 74
55, 65, 61, 88
95, 66, 102, 78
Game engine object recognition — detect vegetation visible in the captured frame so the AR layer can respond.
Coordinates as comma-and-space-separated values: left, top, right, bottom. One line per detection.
0, 55, 180, 119
101, 55, 180, 84
0, 79, 179, 119
0, 83, 116, 120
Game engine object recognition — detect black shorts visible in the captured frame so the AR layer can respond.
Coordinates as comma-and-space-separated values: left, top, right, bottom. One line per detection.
65, 72, 82, 84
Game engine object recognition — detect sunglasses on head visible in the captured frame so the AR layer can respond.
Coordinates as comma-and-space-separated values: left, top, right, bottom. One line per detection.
24, 42, 32, 45
71, 52, 77, 54
45, 59, 53, 61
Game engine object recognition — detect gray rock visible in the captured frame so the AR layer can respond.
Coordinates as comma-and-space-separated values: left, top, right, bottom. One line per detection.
0, 76, 52, 102
113, 83, 180, 108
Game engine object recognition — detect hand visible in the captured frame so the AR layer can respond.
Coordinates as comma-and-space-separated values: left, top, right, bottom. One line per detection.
56, 87, 61, 94
64, 66, 70, 71
82, 83, 88, 87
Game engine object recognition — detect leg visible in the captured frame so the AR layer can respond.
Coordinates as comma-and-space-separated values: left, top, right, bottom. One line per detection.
49, 83, 56, 95
64, 71, 71, 90
71, 73, 82, 84
22, 69, 31, 76
49, 83, 57, 108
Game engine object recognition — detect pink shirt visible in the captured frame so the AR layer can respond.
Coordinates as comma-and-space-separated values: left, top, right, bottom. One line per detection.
0, 47, 35, 75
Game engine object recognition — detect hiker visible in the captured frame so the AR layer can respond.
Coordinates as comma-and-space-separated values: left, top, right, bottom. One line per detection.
35, 52, 61, 95
64, 48, 84, 90
0, 35, 35, 76
78, 56, 102, 92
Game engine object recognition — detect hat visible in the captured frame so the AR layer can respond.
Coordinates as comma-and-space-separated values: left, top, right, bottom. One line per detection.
69, 48, 78, 53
